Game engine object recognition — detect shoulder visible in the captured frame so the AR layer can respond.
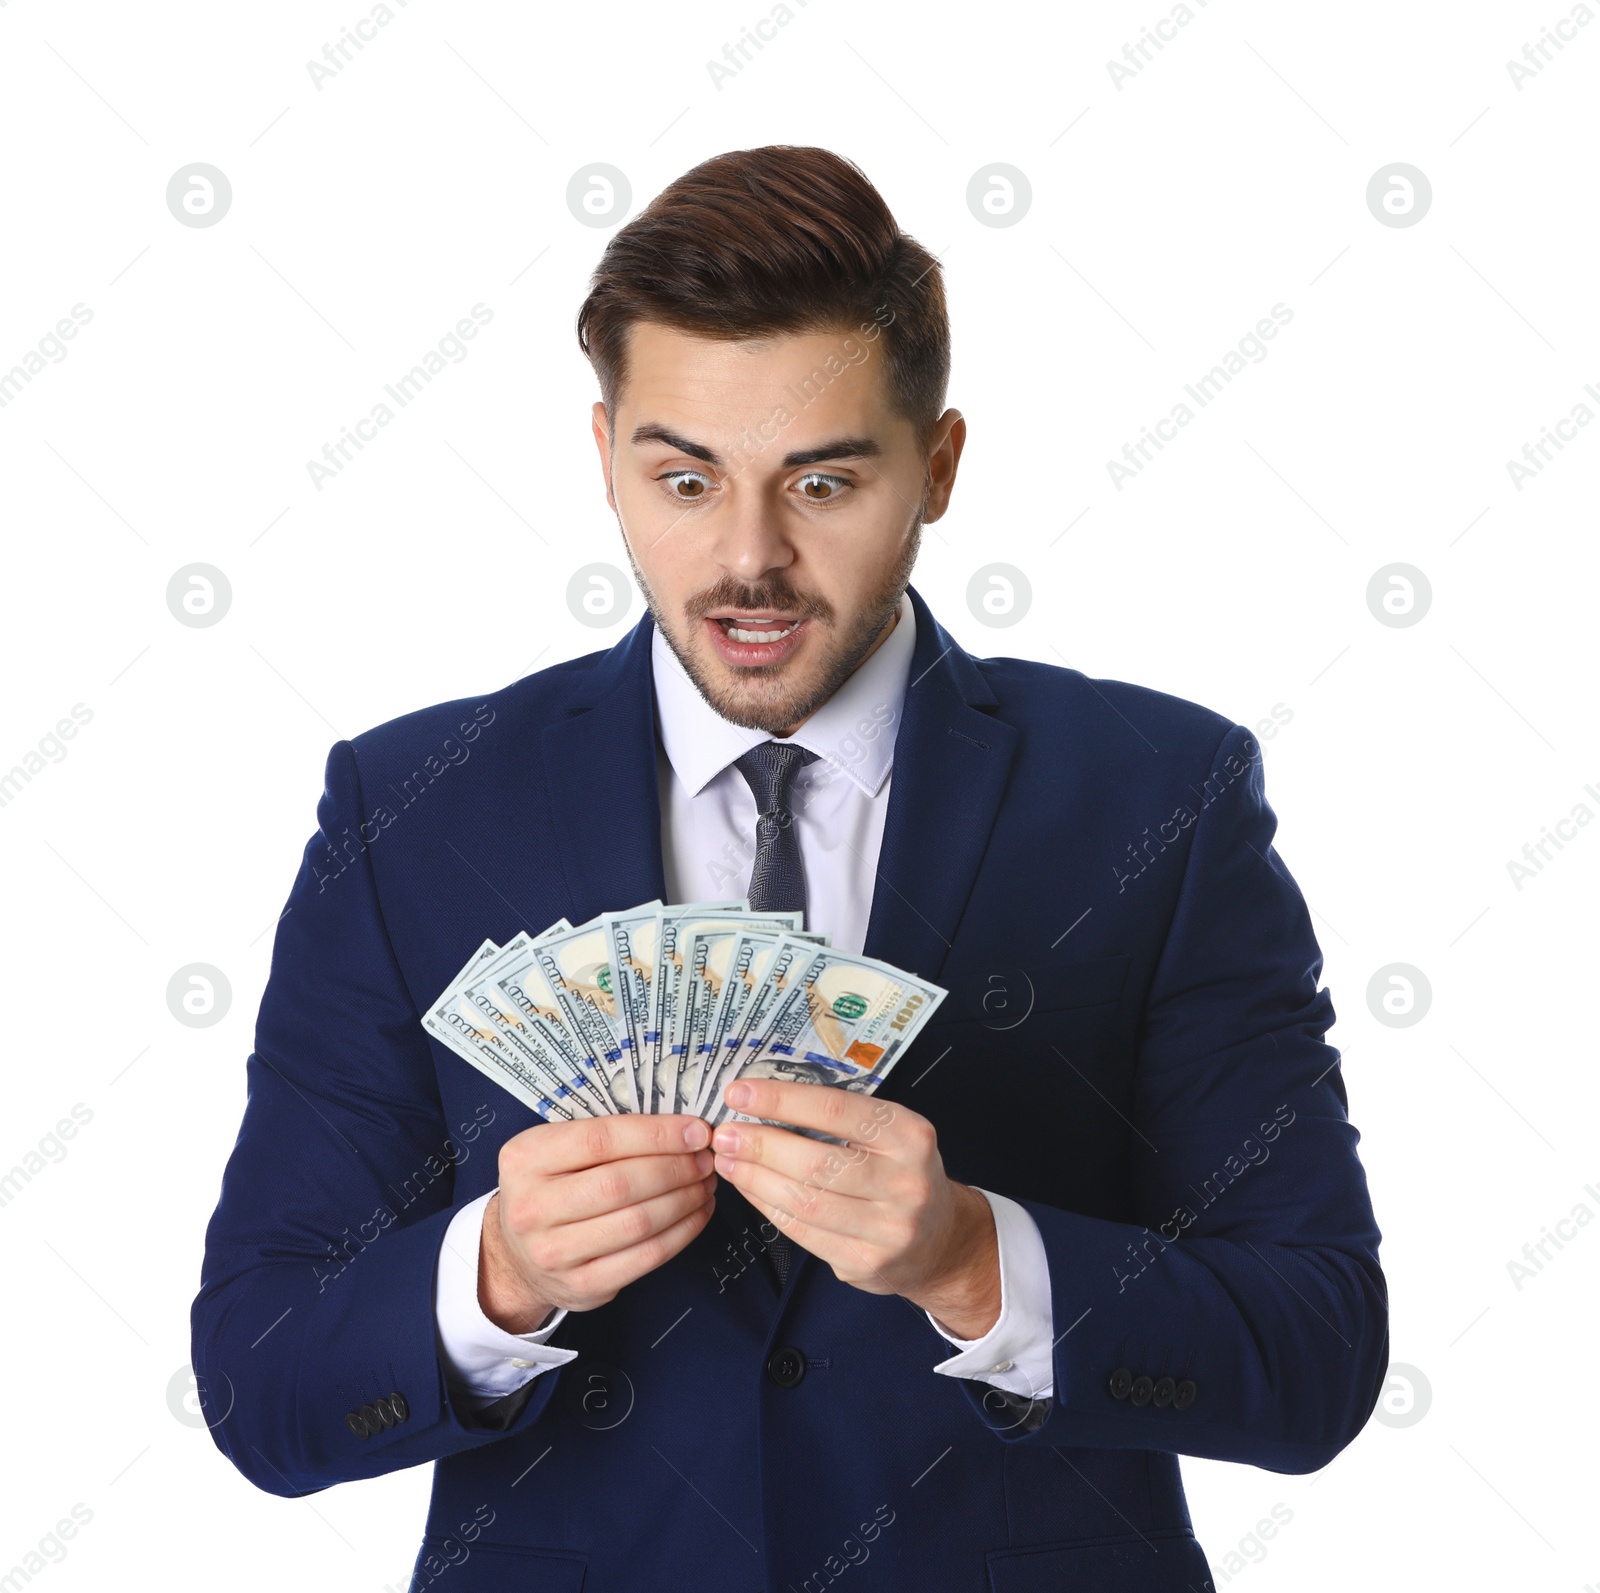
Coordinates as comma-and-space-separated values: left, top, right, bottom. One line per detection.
340, 646, 612, 780
972, 651, 1240, 769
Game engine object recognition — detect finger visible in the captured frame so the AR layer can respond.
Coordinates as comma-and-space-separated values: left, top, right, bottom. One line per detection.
546, 1150, 715, 1225
718, 1156, 881, 1245
735, 1182, 903, 1300
562, 1192, 718, 1303
720, 1079, 910, 1147
512, 1113, 711, 1177
543, 1177, 719, 1271
710, 1117, 884, 1197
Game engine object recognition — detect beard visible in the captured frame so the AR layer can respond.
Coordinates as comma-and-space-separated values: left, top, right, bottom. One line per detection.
623, 519, 923, 737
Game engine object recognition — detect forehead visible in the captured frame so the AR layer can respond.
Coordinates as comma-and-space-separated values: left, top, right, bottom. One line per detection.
617, 321, 900, 444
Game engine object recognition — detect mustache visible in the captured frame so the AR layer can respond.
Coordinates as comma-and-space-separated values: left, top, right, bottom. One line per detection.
685, 578, 834, 623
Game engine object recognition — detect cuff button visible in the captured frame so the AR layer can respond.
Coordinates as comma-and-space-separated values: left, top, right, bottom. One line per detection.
1108, 1367, 1133, 1400
388, 1391, 409, 1423
1129, 1375, 1154, 1407
1152, 1376, 1175, 1408
1174, 1379, 1198, 1410
345, 1410, 371, 1439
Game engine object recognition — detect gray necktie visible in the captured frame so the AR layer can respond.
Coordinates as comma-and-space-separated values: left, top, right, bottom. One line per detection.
732, 740, 819, 1284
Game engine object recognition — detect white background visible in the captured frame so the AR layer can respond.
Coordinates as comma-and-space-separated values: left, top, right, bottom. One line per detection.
1, 0, 1595, 1587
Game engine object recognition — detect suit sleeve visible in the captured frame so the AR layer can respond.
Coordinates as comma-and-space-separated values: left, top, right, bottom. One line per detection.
190, 740, 567, 1496
957, 723, 1388, 1472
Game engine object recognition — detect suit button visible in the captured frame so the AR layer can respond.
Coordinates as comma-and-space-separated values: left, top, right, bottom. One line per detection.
1108, 1367, 1133, 1400
766, 1346, 806, 1388
387, 1391, 409, 1423
1174, 1379, 1198, 1411
345, 1410, 371, 1438
1129, 1375, 1154, 1407
359, 1402, 384, 1432
1152, 1377, 1175, 1408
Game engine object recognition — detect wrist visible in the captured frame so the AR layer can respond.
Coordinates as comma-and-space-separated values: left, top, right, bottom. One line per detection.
479, 1192, 557, 1334
910, 1184, 1002, 1341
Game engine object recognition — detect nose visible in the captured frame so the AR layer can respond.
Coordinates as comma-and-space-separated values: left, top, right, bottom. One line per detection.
706, 473, 796, 588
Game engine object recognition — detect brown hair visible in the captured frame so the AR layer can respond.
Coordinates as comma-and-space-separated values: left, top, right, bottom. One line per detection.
576, 145, 949, 450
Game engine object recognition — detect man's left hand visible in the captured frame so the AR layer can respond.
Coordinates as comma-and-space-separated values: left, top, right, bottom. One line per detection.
712, 1078, 1001, 1340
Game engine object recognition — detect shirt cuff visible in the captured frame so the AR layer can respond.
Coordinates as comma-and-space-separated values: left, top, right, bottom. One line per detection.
925, 1188, 1055, 1400
434, 1190, 578, 1403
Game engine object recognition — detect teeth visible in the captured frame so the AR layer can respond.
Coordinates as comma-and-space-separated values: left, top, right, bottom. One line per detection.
723, 620, 799, 643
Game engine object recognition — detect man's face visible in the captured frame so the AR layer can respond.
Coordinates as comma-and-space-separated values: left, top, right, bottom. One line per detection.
592, 322, 964, 736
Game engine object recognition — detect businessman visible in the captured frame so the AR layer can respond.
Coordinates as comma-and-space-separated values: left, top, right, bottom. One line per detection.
194, 144, 1387, 1591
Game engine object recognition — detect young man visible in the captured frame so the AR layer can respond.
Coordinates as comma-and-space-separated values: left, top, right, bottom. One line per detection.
193, 145, 1386, 1591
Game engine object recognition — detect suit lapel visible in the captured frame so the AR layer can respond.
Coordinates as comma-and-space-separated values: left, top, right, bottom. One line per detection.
539, 611, 669, 921
861, 585, 1017, 985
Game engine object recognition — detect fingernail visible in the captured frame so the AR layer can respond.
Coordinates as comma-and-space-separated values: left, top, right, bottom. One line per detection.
725, 1081, 752, 1108
694, 1149, 713, 1175
683, 1119, 709, 1149
713, 1127, 740, 1155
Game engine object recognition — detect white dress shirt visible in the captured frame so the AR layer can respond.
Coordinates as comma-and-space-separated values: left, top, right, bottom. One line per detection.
435, 593, 1056, 1406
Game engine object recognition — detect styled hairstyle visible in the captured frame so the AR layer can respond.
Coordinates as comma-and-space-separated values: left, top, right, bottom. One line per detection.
576, 145, 949, 451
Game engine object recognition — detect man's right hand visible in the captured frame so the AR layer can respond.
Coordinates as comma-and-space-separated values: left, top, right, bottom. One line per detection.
479, 1114, 718, 1333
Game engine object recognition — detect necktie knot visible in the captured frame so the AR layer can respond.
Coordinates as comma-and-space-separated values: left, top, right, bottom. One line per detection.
731, 740, 818, 928
733, 740, 818, 818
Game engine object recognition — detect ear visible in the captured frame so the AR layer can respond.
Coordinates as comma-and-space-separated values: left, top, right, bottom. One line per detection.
591, 400, 617, 511
921, 409, 967, 525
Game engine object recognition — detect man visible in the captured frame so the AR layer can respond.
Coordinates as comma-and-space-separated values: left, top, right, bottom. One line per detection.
193, 145, 1386, 1591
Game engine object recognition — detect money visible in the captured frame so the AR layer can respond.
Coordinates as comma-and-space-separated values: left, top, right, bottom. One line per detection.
707, 943, 947, 1129
421, 901, 945, 1126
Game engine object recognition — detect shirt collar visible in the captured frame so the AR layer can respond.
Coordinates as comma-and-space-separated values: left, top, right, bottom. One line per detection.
651, 590, 916, 800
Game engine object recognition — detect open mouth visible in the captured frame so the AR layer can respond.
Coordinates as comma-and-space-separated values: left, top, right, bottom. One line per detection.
702, 612, 812, 665
712, 616, 805, 643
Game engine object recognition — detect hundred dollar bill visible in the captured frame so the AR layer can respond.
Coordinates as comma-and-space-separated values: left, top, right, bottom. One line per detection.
466, 927, 616, 1117
600, 903, 667, 1114
423, 939, 588, 1121
686, 927, 830, 1119
495, 923, 641, 1113
710, 944, 948, 1129
645, 902, 747, 1113
694, 933, 820, 1118
441, 924, 622, 1119
663, 913, 805, 1115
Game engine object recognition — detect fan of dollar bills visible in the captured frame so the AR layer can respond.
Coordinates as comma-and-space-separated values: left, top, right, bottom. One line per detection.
424, 900, 948, 1129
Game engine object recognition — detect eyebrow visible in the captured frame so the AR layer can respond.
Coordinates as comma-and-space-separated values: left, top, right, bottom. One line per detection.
628, 423, 883, 470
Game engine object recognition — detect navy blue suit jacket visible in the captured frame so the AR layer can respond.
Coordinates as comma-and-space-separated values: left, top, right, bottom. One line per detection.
192, 584, 1386, 1592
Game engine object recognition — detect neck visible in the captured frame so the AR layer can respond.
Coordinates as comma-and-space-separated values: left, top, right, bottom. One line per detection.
771, 605, 900, 738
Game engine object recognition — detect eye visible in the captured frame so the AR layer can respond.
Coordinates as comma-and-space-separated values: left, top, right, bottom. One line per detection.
660, 469, 715, 500
796, 471, 852, 502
